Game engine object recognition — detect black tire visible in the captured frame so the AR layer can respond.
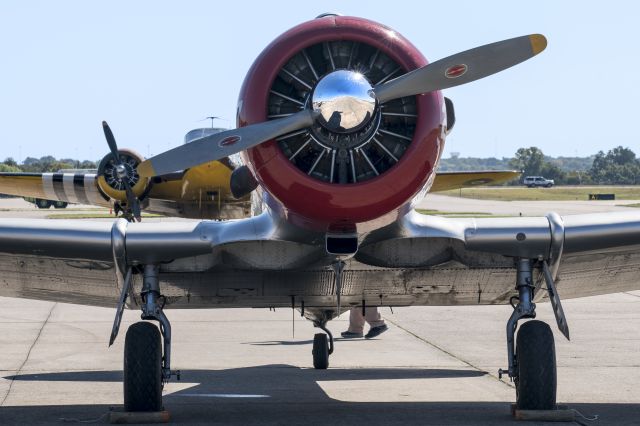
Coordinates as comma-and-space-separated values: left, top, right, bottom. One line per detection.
53, 201, 68, 209
516, 320, 557, 410
124, 322, 163, 412
312, 333, 329, 369
35, 199, 52, 209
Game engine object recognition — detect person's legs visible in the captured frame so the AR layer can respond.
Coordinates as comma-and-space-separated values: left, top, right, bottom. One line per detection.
364, 307, 385, 328
348, 307, 366, 333
364, 307, 388, 339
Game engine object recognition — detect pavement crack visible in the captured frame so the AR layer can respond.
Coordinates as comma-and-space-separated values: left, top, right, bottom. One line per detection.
623, 292, 640, 299
385, 317, 515, 389
0, 302, 56, 406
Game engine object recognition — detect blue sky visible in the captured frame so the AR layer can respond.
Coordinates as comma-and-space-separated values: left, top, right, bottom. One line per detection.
1, 1, 638, 162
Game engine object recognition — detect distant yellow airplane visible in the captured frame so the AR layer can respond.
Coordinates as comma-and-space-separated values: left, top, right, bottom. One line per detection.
0, 125, 256, 221
0, 125, 519, 220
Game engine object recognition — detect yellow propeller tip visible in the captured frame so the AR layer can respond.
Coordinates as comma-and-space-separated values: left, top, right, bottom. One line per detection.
136, 161, 156, 179
529, 34, 547, 55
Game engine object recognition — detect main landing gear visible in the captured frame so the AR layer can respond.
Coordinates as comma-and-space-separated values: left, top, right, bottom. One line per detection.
498, 258, 569, 410
110, 263, 179, 412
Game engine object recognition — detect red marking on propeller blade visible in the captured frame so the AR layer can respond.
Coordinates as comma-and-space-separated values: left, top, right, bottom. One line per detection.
219, 135, 241, 147
445, 64, 468, 78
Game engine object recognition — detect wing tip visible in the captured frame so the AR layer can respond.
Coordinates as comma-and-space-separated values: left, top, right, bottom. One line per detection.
529, 34, 548, 55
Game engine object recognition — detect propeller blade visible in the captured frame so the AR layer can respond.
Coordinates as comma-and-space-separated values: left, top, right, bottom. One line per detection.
102, 120, 142, 222
124, 183, 141, 222
102, 121, 121, 162
137, 109, 317, 178
374, 34, 547, 103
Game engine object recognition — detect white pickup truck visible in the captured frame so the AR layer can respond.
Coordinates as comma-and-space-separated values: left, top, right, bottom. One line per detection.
523, 176, 554, 188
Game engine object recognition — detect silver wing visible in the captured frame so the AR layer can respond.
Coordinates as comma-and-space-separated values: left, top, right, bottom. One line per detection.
0, 210, 639, 309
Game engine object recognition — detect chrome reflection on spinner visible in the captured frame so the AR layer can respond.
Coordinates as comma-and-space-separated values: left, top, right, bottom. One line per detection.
312, 70, 376, 133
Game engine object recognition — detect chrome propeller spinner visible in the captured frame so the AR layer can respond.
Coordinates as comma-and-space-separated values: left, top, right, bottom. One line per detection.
312, 70, 376, 134
114, 163, 129, 180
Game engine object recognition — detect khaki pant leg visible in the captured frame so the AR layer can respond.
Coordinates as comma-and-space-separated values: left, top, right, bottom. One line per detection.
364, 307, 385, 328
348, 307, 366, 333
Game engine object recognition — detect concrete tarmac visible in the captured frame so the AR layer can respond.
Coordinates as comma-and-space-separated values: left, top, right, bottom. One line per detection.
421, 193, 640, 216
3, 194, 638, 218
1, 295, 638, 425
0, 196, 639, 425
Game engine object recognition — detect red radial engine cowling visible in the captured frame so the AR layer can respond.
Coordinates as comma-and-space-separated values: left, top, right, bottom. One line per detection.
238, 15, 444, 230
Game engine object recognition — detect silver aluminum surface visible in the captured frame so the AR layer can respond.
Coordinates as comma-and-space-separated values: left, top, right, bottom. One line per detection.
0, 210, 638, 309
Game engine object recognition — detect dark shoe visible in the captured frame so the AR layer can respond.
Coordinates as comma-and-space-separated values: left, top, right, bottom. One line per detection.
340, 331, 363, 338
365, 324, 388, 339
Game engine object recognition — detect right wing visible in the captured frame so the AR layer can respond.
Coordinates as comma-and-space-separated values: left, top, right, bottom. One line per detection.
358, 210, 640, 302
0, 172, 109, 207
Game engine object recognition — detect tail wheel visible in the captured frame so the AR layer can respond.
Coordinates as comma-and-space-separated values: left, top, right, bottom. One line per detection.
124, 322, 163, 412
515, 320, 557, 410
312, 333, 329, 370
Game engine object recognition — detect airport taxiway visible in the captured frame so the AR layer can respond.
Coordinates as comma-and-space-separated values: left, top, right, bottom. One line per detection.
0, 196, 639, 425
421, 193, 640, 216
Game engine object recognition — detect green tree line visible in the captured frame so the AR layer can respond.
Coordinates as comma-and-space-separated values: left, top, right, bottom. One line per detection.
2, 146, 639, 185
0, 156, 97, 173
439, 146, 639, 185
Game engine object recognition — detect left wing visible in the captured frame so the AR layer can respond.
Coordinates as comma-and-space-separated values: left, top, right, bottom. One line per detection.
0, 172, 109, 207
0, 210, 639, 309
431, 170, 520, 192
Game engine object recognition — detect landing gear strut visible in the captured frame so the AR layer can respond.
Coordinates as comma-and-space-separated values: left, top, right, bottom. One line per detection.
138, 265, 176, 384
499, 259, 559, 410
108, 221, 178, 412
111, 263, 179, 412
